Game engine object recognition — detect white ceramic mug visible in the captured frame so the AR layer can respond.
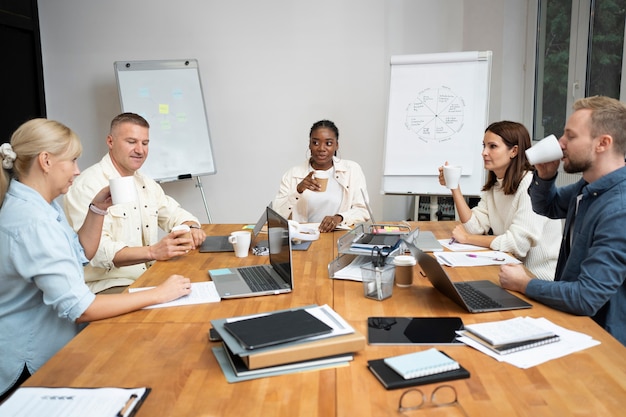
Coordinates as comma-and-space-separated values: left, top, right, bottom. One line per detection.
443, 165, 462, 190
228, 231, 251, 258
109, 176, 137, 205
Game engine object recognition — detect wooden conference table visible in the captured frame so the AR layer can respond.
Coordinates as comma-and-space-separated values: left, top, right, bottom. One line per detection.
24, 222, 626, 416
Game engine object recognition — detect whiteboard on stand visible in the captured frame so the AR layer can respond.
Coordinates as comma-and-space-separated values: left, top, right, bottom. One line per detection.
114, 59, 216, 182
382, 51, 491, 196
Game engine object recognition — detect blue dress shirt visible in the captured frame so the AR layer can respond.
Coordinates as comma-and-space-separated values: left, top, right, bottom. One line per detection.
0, 180, 96, 396
526, 167, 626, 345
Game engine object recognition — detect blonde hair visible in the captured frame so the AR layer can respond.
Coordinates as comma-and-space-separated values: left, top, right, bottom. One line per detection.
573, 96, 626, 155
0, 118, 82, 207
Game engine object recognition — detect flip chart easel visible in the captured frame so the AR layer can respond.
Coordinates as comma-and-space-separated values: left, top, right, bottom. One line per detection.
381, 51, 492, 220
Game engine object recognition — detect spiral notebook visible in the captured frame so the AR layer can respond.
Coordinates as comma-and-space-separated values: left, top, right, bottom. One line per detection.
368, 351, 469, 390
383, 348, 460, 379
460, 316, 560, 355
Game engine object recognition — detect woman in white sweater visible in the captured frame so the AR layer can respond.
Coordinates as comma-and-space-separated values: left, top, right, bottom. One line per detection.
438, 121, 562, 280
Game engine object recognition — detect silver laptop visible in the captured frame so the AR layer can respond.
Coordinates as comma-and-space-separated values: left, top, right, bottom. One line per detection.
199, 209, 266, 253
409, 243, 532, 313
208, 207, 293, 298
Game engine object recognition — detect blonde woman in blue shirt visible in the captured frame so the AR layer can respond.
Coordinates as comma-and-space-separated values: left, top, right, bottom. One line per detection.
0, 119, 191, 401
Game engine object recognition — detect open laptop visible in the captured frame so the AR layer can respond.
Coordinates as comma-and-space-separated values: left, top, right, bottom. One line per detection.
411, 245, 531, 313
199, 209, 266, 253
208, 206, 294, 298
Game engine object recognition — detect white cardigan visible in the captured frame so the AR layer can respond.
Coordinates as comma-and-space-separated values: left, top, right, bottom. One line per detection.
463, 172, 562, 280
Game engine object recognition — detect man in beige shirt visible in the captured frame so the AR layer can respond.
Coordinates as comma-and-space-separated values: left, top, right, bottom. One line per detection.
64, 113, 206, 293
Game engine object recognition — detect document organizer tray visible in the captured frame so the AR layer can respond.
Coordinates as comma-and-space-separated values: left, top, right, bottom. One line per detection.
329, 222, 413, 280
336, 222, 412, 256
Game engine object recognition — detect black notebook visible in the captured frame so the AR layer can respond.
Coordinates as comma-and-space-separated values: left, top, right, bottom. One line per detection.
367, 352, 470, 390
223, 309, 333, 350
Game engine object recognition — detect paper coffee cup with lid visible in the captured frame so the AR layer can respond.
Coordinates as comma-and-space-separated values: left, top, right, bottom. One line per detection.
393, 255, 417, 287
313, 170, 330, 192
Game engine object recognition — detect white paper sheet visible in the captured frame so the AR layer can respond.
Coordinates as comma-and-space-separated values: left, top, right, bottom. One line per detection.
129, 281, 221, 308
435, 251, 522, 267
0, 387, 148, 417
437, 239, 488, 252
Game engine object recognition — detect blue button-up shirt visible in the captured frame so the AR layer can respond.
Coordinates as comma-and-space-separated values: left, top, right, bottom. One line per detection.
0, 180, 96, 396
526, 167, 626, 345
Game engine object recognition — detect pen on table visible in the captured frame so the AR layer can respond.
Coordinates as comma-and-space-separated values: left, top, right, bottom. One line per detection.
448, 237, 456, 245
466, 253, 505, 261
117, 393, 138, 417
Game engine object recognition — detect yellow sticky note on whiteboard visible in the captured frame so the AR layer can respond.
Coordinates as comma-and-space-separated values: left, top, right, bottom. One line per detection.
159, 104, 169, 114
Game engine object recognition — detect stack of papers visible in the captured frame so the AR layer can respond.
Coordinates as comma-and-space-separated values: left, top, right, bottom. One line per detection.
457, 317, 600, 368
331, 256, 371, 281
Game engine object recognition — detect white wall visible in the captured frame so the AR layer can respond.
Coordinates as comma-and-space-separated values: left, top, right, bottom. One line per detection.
37, 0, 530, 224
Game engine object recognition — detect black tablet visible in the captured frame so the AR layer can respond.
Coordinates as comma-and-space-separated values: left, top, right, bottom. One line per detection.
367, 317, 464, 345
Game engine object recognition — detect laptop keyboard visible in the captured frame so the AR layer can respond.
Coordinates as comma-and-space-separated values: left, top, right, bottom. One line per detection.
455, 282, 503, 309
239, 266, 281, 292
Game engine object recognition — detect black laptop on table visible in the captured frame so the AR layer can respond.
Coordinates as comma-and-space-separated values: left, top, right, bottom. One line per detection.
207, 207, 294, 299
411, 245, 531, 313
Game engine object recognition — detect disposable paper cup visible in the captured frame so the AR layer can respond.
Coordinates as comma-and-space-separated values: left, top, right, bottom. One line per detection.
109, 176, 137, 205
393, 255, 417, 287
228, 231, 251, 258
443, 165, 462, 190
526, 134, 563, 165
171, 224, 192, 241
313, 170, 329, 192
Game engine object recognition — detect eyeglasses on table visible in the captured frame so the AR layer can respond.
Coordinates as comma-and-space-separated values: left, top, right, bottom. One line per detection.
398, 385, 469, 416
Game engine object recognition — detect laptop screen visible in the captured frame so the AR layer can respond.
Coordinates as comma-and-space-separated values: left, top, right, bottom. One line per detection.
267, 206, 293, 284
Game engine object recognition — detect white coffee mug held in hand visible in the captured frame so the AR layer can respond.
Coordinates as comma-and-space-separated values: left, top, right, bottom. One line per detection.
443, 165, 462, 190
109, 176, 137, 205
525, 134, 563, 165
228, 231, 251, 258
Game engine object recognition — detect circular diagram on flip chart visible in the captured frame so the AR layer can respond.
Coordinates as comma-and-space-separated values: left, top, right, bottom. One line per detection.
405, 86, 465, 142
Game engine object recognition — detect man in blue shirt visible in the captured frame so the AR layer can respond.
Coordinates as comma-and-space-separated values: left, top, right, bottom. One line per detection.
498, 96, 626, 346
